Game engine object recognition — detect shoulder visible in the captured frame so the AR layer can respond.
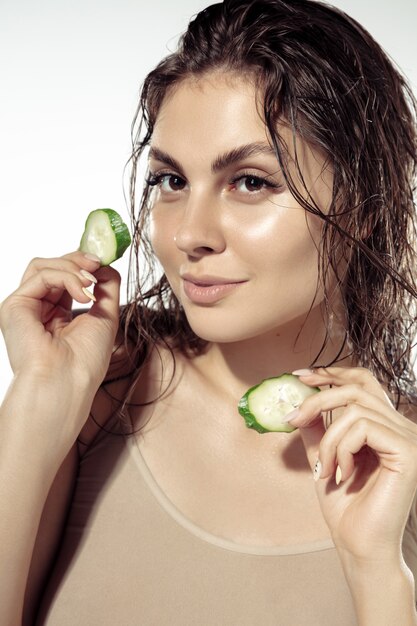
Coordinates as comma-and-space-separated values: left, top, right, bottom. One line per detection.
76, 329, 132, 454
75, 300, 201, 453
76, 327, 185, 454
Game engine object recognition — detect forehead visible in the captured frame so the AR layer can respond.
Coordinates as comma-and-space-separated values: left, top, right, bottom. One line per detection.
152, 73, 269, 150
150, 72, 332, 203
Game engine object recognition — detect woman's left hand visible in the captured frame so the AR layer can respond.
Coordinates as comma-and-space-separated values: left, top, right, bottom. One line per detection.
288, 366, 417, 564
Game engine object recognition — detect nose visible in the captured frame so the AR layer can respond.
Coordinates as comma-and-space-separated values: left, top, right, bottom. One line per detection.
174, 192, 226, 258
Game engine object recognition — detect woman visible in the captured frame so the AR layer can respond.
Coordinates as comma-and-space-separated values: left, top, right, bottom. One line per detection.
1, 0, 417, 624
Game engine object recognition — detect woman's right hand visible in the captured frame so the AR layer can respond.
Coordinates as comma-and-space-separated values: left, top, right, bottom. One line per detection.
0, 251, 121, 442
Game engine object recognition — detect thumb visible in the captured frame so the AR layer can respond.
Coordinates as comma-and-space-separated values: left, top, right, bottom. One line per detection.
70, 265, 121, 359
297, 418, 326, 471
88, 265, 121, 331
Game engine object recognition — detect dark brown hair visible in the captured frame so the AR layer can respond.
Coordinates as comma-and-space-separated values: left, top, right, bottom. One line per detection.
118, 0, 417, 407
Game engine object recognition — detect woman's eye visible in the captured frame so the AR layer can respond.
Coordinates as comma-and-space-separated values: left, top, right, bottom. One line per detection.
231, 175, 279, 194
147, 173, 187, 192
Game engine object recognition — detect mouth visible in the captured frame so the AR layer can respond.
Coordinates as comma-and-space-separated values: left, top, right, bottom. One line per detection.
181, 274, 247, 304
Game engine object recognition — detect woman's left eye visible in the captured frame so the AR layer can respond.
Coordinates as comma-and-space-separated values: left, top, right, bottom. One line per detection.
146, 172, 187, 192
230, 174, 281, 194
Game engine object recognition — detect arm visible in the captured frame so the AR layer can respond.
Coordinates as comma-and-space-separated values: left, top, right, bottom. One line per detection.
0, 378, 80, 626
23, 442, 79, 626
0, 252, 120, 626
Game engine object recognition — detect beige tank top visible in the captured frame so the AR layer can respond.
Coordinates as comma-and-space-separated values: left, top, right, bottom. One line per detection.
36, 422, 417, 625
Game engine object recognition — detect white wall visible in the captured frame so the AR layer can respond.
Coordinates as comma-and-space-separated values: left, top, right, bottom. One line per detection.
1, 0, 416, 397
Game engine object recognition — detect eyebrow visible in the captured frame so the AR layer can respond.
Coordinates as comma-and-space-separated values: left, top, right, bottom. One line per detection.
148, 142, 277, 174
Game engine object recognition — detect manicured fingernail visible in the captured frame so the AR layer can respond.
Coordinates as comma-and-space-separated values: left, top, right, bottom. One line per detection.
281, 408, 300, 423
80, 269, 97, 284
313, 459, 322, 481
82, 287, 96, 302
335, 465, 342, 485
83, 253, 101, 263
292, 369, 315, 376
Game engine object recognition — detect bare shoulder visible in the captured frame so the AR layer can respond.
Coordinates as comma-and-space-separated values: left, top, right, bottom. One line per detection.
76, 328, 181, 453
76, 328, 138, 455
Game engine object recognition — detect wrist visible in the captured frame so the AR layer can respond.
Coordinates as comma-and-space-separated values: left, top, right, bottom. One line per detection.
1, 371, 94, 455
338, 550, 417, 625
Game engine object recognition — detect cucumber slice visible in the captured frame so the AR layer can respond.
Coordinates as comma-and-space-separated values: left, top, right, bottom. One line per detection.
79, 208, 131, 266
238, 374, 320, 434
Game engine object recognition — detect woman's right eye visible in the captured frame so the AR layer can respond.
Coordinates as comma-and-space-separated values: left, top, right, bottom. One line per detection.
147, 173, 187, 193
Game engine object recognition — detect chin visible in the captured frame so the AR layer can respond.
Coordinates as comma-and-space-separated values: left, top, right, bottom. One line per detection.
183, 312, 281, 344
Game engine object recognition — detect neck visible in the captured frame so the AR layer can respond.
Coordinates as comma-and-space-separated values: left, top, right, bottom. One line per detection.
194, 304, 350, 398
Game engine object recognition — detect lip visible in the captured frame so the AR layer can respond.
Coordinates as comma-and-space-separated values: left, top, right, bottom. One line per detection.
181, 274, 247, 304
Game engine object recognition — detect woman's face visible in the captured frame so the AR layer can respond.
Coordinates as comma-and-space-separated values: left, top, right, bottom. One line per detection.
148, 73, 333, 343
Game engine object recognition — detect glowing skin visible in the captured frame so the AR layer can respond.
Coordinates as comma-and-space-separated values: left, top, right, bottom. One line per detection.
149, 74, 333, 347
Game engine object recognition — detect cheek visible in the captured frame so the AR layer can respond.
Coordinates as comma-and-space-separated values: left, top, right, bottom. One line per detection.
239, 210, 322, 271
149, 211, 176, 264
242, 214, 324, 315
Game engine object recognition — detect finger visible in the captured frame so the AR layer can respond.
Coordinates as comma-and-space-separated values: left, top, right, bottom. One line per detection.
19, 274, 95, 312
2, 269, 96, 330
85, 266, 121, 330
330, 418, 417, 489
67, 267, 121, 379
285, 384, 397, 430
293, 366, 391, 404
316, 403, 412, 479
20, 252, 101, 285
297, 417, 327, 474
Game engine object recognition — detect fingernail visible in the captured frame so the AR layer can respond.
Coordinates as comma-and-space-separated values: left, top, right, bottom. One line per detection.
281, 408, 300, 423
80, 269, 97, 284
292, 369, 315, 376
83, 253, 101, 263
335, 465, 342, 485
82, 287, 96, 302
313, 459, 322, 481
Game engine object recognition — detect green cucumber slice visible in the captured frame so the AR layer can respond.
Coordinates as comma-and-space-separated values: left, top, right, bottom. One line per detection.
79, 208, 131, 266
238, 374, 320, 433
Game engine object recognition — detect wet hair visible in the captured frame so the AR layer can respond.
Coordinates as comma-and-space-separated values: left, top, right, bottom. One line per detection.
118, 0, 417, 407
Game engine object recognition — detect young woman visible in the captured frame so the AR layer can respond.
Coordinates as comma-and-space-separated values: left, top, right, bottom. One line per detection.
1, 1, 417, 624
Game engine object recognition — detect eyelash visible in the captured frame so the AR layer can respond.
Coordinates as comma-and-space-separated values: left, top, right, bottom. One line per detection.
229, 172, 282, 194
146, 171, 282, 195
146, 172, 186, 191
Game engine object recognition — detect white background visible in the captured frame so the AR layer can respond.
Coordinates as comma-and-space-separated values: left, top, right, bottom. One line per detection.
1, 0, 417, 398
